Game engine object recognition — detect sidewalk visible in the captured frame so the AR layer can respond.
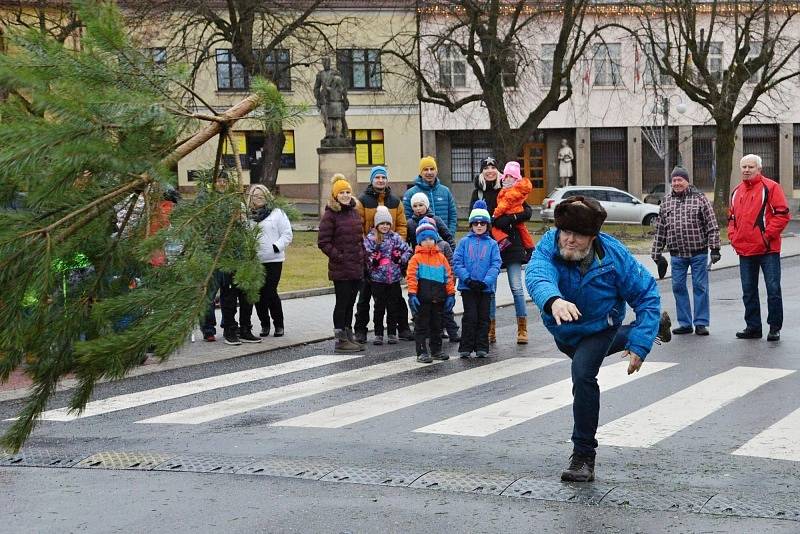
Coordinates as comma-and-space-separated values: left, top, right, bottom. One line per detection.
3, 236, 800, 401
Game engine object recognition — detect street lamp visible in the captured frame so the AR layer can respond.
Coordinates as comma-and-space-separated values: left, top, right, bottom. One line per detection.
659, 95, 688, 192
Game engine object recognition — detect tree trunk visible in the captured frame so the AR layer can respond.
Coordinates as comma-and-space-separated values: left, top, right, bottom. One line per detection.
258, 130, 285, 191
712, 120, 737, 222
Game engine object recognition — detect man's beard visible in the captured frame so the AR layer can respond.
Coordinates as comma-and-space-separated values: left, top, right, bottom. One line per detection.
559, 244, 592, 262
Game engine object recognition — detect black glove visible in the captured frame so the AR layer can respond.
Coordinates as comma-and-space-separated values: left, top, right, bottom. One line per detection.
467, 279, 483, 292
272, 244, 280, 254
493, 215, 513, 229
654, 255, 668, 279
710, 249, 721, 264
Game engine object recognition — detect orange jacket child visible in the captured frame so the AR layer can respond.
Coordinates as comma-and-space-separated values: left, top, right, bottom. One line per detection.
491, 161, 535, 251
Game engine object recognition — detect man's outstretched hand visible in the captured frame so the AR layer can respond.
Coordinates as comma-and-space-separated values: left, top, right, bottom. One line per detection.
623, 350, 643, 375
551, 298, 581, 325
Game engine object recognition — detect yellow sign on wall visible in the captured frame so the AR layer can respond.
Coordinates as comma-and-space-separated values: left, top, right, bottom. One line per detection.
283, 131, 295, 154
223, 133, 247, 155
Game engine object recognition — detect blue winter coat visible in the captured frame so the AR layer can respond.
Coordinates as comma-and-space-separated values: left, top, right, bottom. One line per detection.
453, 231, 502, 293
363, 230, 412, 284
525, 230, 661, 359
402, 176, 458, 236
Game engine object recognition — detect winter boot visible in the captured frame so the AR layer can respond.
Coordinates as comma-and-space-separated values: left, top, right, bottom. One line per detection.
560, 453, 595, 482
345, 327, 366, 351
516, 317, 528, 344
488, 320, 496, 344
334, 329, 361, 353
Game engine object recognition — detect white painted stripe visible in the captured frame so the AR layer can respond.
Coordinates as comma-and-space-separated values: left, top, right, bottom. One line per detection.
37, 355, 360, 421
597, 366, 794, 448
274, 358, 563, 429
138, 357, 439, 425
732, 406, 800, 462
414, 361, 676, 437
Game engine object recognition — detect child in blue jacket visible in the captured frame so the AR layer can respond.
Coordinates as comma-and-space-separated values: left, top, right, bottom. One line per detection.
452, 200, 502, 358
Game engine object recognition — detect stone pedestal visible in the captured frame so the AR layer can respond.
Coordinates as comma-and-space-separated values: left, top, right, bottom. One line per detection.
318, 146, 356, 219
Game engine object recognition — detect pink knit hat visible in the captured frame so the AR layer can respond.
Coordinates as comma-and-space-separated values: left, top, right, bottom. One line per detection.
502, 161, 522, 182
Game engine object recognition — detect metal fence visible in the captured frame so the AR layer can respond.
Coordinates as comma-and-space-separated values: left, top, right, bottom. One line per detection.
794, 124, 800, 189
742, 124, 779, 181
590, 128, 627, 189
692, 126, 716, 191
641, 126, 679, 194
450, 131, 493, 183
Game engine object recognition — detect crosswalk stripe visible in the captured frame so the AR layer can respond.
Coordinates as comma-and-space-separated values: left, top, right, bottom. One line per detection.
414, 361, 676, 437
732, 406, 800, 462
272, 357, 563, 429
137, 357, 442, 425
597, 366, 795, 448
36, 355, 360, 422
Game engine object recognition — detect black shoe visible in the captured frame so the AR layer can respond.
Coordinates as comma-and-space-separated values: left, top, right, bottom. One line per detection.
672, 325, 693, 335
767, 328, 780, 341
417, 353, 433, 363
656, 311, 672, 344
259, 326, 270, 337
239, 330, 262, 343
736, 328, 762, 339
354, 330, 367, 344
447, 332, 460, 343
694, 325, 709, 336
273, 327, 284, 337
561, 453, 595, 482
431, 352, 449, 361
223, 332, 241, 346
398, 329, 415, 341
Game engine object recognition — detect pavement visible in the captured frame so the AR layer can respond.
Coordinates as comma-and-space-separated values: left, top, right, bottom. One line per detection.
3, 231, 800, 402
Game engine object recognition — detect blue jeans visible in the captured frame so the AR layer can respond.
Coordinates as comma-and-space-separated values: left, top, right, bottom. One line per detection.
739, 253, 782, 331
506, 262, 527, 317
556, 325, 633, 457
671, 253, 709, 328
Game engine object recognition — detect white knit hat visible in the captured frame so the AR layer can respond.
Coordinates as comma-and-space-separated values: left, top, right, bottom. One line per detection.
374, 205, 393, 228
410, 192, 430, 209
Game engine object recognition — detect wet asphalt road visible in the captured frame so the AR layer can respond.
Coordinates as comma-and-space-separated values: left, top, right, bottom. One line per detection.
2, 258, 800, 533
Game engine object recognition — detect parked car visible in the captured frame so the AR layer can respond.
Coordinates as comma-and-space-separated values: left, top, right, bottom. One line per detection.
643, 183, 666, 205
541, 186, 660, 226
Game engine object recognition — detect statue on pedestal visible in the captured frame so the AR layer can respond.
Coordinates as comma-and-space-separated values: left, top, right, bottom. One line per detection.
558, 138, 574, 187
314, 57, 351, 148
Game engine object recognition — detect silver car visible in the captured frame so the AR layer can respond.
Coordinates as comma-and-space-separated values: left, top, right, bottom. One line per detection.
541, 186, 660, 226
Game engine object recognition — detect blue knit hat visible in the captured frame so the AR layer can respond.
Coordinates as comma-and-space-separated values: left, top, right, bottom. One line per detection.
370, 165, 388, 184
469, 199, 491, 224
415, 216, 439, 243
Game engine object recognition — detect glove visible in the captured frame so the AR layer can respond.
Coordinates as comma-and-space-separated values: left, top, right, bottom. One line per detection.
493, 215, 513, 229
408, 294, 420, 315
272, 244, 280, 254
444, 295, 455, 313
370, 251, 381, 266
710, 249, 721, 264
391, 249, 403, 264
654, 255, 668, 279
468, 280, 485, 292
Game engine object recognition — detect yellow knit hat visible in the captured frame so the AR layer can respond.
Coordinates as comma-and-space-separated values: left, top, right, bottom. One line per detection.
331, 173, 352, 199
419, 156, 437, 174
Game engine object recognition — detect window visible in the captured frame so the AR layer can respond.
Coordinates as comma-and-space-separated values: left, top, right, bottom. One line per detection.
438, 45, 466, 88
259, 49, 291, 91
592, 43, 621, 86
350, 129, 385, 166
643, 43, 674, 86
708, 42, 723, 83
590, 128, 627, 189
540, 44, 568, 87
743, 124, 779, 180
241, 131, 296, 179
222, 132, 249, 169
641, 126, 678, 192
692, 126, 716, 190
216, 49, 246, 91
608, 190, 637, 204
746, 41, 762, 84
146, 47, 166, 66
501, 47, 517, 88
336, 49, 381, 90
450, 131, 493, 183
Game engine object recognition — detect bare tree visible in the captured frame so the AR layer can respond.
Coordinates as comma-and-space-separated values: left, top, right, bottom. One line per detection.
382, 0, 606, 165
629, 0, 800, 217
0, 0, 83, 43
126, 0, 342, 190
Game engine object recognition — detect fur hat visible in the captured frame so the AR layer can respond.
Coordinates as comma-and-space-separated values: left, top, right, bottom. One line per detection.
670, 166, 690, 182
370, 165, 388, 184
410, 192, 430, 209
502, 161, 522, 182
418, 156, 437, 174
469, 199, 491, 224
374, 205, 393, 228
415, 216, 439, 243
331, 174, 352, 199
554, 196, 607, 236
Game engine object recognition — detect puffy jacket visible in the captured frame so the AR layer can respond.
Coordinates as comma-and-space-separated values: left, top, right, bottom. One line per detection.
407, 210, 455, 249
728, 174, 791, 256
526, 230, 661, 359
364, 230, 412, 284
452, 231, 502, 293
317, 198, 365, 281
251, 208, 293, 263
469, 178, 501, 215
407, 245, 455, 303
356, 185, 408, 240
495, 202, 534, 266
402, 175, 458, 236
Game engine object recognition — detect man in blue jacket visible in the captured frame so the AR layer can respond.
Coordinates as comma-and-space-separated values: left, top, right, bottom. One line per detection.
402, 156, 458, 237
525, 196, 671, 483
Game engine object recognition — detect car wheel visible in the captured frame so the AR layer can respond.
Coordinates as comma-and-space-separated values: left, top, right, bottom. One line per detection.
642, 213, 657, 227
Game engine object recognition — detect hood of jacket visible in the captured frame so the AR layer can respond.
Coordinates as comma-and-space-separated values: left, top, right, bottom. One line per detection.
414, 175, 440, 191
326, 197, 357, 212
364, 184, 393, 199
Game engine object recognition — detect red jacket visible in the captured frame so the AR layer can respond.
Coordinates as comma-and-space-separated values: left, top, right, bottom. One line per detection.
728, 174, 791, 256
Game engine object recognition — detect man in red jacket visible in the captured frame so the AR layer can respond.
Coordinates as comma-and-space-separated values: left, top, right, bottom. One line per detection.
728, 154, 791, 341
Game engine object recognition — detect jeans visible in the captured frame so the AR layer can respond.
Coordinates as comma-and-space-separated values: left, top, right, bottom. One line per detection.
556, 324, 633, 457
333, 280, 361, 330
240, 262, 284, 332
459, 290, 491, 353
739, 253, 783, 331
671, 253, 709, 328
506, 262, 527, 317
371, 282, 403, 336
415, 301, 443, 356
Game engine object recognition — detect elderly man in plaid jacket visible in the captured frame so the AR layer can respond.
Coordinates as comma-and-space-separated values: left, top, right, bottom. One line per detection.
651, 166, 721, 336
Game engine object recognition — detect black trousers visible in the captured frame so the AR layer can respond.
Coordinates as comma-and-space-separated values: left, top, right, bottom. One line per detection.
201, 271, 240, 335
333, 280, 361, 330
240, 262, 284, 331
355, 278, 412, 334
371, 282, 403, 336
459, 290, 491, 353
415, 301, 443, 356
